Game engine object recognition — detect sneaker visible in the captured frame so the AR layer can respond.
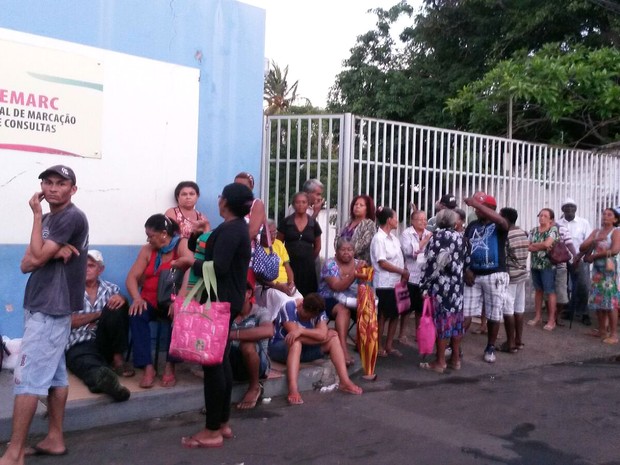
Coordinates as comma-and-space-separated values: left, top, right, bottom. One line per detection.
94, 367, 131, 402
483, 346, 496, 363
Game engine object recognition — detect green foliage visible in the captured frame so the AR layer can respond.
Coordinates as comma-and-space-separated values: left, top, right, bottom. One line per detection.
328, 0, 620, 147
446, 44, 620, 146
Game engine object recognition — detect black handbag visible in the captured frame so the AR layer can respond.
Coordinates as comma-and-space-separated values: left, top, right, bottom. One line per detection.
157, 268, 184, 311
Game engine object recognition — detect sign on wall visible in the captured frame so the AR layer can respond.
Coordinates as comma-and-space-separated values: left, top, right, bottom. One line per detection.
0, 39, 103, 158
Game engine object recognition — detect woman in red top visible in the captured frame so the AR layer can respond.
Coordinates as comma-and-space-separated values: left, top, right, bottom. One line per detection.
126, 214, 192, 388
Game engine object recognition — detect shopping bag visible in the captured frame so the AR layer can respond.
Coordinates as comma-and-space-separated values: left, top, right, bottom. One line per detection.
416, 296, 436, 356
169, 261, 230, 365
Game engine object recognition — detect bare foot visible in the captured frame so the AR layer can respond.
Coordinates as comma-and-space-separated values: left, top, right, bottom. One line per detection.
29, 437, 66, 456
0, 448, 26, 465
287, 392, 304, 405
220, 423, 233, 439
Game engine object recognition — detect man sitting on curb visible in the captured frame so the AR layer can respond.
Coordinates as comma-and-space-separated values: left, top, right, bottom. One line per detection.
268, 293, 362, 405
65, 250, 132, 402
228, 283, 274, 410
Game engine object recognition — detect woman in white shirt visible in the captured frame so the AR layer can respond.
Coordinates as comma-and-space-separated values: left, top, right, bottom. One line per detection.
370, 207, 409, 357
400, 210, 432, 344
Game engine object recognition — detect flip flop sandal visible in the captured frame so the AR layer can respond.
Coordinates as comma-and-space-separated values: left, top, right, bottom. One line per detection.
160, 373, 177, 388
181, 436, 223, 449
448, 361, 461, 370
386, 348, 403, 357
25, 446, 68, 457
113, 363, 136, 378
499, 343, 518, 354
139, 373, 155, 389
419, 362, 446, 374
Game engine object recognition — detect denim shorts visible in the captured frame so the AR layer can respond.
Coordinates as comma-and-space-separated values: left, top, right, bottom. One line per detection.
14, 310, 71, 396
268, 339, 323, 364
230, 342, 270, 381
531, 268, 556, 295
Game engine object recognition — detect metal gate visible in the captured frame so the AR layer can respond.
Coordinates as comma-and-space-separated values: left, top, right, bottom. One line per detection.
261, 113, 620, 260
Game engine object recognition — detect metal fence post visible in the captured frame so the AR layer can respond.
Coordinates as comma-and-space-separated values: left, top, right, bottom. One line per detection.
339, 113, 354, 230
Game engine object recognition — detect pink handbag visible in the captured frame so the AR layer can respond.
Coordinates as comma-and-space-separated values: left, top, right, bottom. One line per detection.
416, 296, 436, 355
170, 261, 230, 365
394, 281, 411, 314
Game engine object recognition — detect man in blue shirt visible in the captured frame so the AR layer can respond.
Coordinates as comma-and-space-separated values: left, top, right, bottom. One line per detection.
463, 192, 510, 364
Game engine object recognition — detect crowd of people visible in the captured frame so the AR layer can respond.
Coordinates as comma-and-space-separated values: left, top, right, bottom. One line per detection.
3, 165, 620, 461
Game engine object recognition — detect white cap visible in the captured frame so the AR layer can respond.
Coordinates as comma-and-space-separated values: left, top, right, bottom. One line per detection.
87, 249, 104, 265
561, 197, 577, 208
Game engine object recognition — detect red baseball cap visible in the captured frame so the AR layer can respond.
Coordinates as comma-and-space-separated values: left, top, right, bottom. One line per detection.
473, 191, 497, 209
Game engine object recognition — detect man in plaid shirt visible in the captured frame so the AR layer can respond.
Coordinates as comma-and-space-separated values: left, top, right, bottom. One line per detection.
65, 250, 132, 401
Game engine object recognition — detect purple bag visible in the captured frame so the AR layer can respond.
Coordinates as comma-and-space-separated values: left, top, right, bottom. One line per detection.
170, 262, 230, 365
416, 296, 436, 355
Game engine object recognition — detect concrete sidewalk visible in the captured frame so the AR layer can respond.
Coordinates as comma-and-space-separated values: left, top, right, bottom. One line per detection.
2, 312, 620, 442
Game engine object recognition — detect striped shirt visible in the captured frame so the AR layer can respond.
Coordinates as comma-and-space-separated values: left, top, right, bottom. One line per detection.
506, 227, 529, 283
66, 279, 121, 350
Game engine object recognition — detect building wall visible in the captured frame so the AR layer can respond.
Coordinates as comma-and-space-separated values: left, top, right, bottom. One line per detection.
0, 0, 266, 337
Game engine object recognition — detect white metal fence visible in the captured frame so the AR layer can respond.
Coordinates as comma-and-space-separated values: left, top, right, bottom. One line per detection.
260, 113, 620, 260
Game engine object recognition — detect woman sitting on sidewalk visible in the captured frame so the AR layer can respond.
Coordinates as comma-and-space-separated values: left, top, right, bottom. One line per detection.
318, 238, 367, 366
268, 293, 363, 405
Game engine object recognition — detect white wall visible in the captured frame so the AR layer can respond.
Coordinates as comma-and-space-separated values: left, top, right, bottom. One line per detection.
0, 28, 200, 245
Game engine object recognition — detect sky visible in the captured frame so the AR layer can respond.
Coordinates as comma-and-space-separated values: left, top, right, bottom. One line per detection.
241, 0, 423, 108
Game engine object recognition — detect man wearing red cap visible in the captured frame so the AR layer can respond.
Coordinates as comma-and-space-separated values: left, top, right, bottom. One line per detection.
463, 192, 510, 363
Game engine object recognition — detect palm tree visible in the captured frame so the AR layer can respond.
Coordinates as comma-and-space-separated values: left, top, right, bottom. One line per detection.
263, 61, 300, 115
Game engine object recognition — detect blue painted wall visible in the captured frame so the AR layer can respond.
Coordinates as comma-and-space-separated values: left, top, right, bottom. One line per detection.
0, 0, 265, 337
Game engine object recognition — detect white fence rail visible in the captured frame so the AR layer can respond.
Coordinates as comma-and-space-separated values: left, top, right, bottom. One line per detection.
261, 113, 620, 260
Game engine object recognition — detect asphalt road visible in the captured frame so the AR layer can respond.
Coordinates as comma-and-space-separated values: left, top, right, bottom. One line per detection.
15, 354, 620, 465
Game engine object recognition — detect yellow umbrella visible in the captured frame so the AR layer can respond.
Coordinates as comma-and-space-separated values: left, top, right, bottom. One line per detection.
356, 266, 378, 380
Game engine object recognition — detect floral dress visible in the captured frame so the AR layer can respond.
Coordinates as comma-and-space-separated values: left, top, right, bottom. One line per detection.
589, 230, 619, 311
420, 228, 469, 339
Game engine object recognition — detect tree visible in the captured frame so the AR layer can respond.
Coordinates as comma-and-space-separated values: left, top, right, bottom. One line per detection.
328, 0, 620, 146
446, 44, 620, 147
263, 61, 300, 115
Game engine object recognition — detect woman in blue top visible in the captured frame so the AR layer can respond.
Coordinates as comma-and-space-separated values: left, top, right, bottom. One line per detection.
268, 293, 362, 405
318, 238, 367, 366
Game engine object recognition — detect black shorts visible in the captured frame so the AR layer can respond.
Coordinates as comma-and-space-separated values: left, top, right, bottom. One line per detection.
376, 287, 398, 320
407, 283, 424, 316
